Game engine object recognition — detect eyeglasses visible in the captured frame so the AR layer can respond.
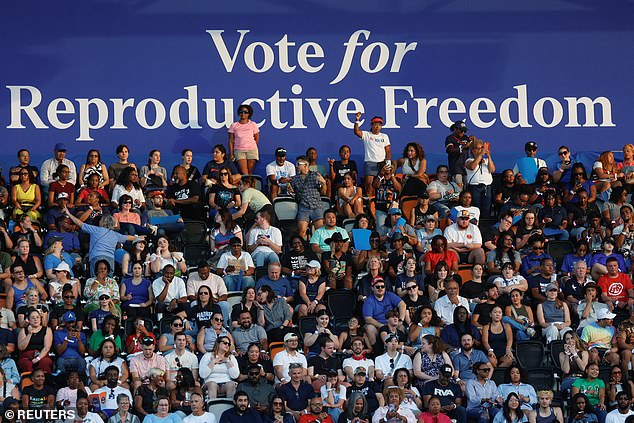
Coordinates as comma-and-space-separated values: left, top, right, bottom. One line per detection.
558, 151, 569, 156
612, 371, 622, 375
121, 201, 132, 204
173, 322, 183, 327
273, 401, 283, 406
406, 286, 417, 291
532, 246, 544, 251
238, 110, 249, 114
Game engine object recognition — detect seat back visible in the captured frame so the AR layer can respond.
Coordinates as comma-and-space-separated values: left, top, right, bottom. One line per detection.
298, 316, 318, 340
491, 367, 507, 386
182, 220, 208, 245
515, 340, 545, 368
243, 174, 263, 192
342, 218, 356, 233
274, 198, 299, 222
183, 244, 210, 267
400, 196, 418, 222
226, 291, 243, 309
207, 399, 235, 417
269, 341, 285, 361
547, 240, 575, 271
326, 290, 357, 320
549, 340, 565, 371
525, 368, 555, 391
321, 197, 333, 213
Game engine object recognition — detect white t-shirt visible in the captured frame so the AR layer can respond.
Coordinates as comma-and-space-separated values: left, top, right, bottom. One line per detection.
444, 223, 483, 246
375, 352, 412, 379
272, 349, 308, 383
465, 157, 494, 185
65, 412, 104, 423
92, 385, 132, 411
266, 161, 296, 184
217, 251, 255, 274
152, 276, 187, 304
184, 412, 218, 423
164, 350, 199, 381
451, 206, 481, 223
186, 272, 227, 298
361, 131, 390, 162
342, 357, 375, 379
605, 409, 634, 423
247, 226, 283, 256
111, 184, 145, 206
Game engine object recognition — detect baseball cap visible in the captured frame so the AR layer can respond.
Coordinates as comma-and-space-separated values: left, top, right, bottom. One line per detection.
450, 121, 468, 132
457, 210, 470, 219
371, 276, 385, 286
440, 364, 453, 377
56, 192, 69, 200
419, 192, 430, 199
284, 332, 299, 342
62, 311, 77, 323
545, 283, 559, 292
389, 208, 402, 215
306, 260, 321, 269
525, 141, 538, 151
46, 236, 64, 248
597, 308, 616, 320
149, 190, 165, 198
54, 143, 68, 152
390, 232, 404, 242
425, 215, 437, 223
53, 261, 71, 273
354, 366, 367, 375
142, 336, 155, 346
229, 237, 242, 246
384, 334, 398, 343
275, 147, 287, 157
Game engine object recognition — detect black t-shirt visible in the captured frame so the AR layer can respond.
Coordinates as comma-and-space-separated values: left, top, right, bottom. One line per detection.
461, 280, 485, 300
307, 355, 339, 376
23, 385, 54, 409
0, 328, 16, 347
445, 134, 470, 176
281, 249, 318, 276
188, 302, 221, 329
51, 304, 86, 326
421, 380, 463, 407
403, 296, 431, 323
167, 180, 202, 220
347, 381, 382, 413
387, 250, 410, 277
171, 165, 201, 183
238, 355, 274, 376
332, 160, 358, 186
473, 302, 498, 326
528, 275, 551, 298
321, 252, 353, 279
209, 184, 239, 209
231, 303, 259, 326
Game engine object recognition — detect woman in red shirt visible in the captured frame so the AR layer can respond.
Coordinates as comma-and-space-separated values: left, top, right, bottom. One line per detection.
423, 235, 459, 276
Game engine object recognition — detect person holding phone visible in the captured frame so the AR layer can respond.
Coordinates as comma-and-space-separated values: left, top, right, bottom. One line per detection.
53, 311, 87, 373
465, 139, 495, 220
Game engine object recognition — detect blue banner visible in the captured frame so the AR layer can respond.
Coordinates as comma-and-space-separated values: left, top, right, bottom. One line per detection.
1, 1, 632, 171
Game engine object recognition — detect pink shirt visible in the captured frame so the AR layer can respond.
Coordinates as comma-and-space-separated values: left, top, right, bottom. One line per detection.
113, 211, 141, 225
229, 120, 259, 151
130, 353, 168, 383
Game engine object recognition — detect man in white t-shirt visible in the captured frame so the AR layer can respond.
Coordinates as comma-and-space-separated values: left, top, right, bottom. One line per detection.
512, 141, 547, 184
342, 336, 375, 381
266, 147, 296, 199
216, 236, 256, 291
165, 332, 200, 383
152, 264, 188, 314
246, 209, 283, 267
184, 392, 217, 423
606, 391, 634, 423
92, 366, 133, 417
444, 210, 485, 265
374, 334, 412, 384
353, 112, 391, 196
272, 332, 308, 384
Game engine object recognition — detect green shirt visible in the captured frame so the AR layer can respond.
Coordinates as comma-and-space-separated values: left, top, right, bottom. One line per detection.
572, 377, 605, 406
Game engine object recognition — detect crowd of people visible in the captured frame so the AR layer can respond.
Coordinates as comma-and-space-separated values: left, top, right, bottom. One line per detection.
0, 106, 634, 423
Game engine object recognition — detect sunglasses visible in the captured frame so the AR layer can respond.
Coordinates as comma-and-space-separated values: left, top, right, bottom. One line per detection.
213, 317, 223, 322
173, 322, 183, 327
175, 357, 182, 368
374, 285, 385, 290
406, 286, 417, 291
99, 296, 110, 301
220, 172, 229, 176
199, 291, 210, 296
532, 246, 544, 251
558, 151, 569, 156
121, 201, 132, 204
220, 341, 231, 346
238, 110, 249, 114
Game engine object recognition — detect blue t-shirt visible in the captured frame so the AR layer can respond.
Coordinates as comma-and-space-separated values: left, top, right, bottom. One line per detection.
122, 277, 152, 305
362, 291, 402, 324
53, 328, 87, 358
82, 224, 129, 260
89, 309, 112, 330
43, 252, 75, 277
255, 276, 294, 298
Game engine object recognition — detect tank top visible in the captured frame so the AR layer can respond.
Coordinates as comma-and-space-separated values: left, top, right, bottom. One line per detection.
122, 278, 151, 305
536, 408, 557, 423
402, 159, 420, 175
15, 184, 36, 205
25, 327, 46, 351
202, 327, 229, 352
488, 324, 508, 357
12, 279, 35, 309
413, 206, 433, 228
14, 255, 38, 278
542, 300, 565, 324
304, 278, 324, 302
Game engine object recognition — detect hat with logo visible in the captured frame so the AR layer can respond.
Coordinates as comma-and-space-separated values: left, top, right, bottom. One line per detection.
354, 366, 367, 375
458, 209, 471, 219
56, 192, 70, 200
275, 147, 287, 157
597, 308, 616, 320
440, 364, 453, 377
62, 311, 77, 323
284, 332, 299, 342
525, 141, 538, 151
54, 143, 68, 152
450, 121, 468, 132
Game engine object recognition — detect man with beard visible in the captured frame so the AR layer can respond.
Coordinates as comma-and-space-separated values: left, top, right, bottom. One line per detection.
165, 332, 199, 384
232, 310, 268, 355
166, 165, 201, 221
346, 366, 384, 414
92, 366, 133, 418
152, 264, 187, 314
237, 364, 275, 414
422, 364, 466, 423
273, 333, 307, 384
183, 392, 217, 423
471, 284, 500, 329
298, 396, 334, 423
342, 337, 375, 381
220, 391, 264, 423
451, 333, 490, 387
606, 391, 634, 423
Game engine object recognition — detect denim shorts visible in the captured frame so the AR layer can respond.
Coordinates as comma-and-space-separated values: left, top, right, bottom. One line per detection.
297, 204, 324, 223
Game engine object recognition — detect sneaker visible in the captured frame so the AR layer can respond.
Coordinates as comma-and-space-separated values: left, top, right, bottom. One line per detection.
527, 328, 536, 338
